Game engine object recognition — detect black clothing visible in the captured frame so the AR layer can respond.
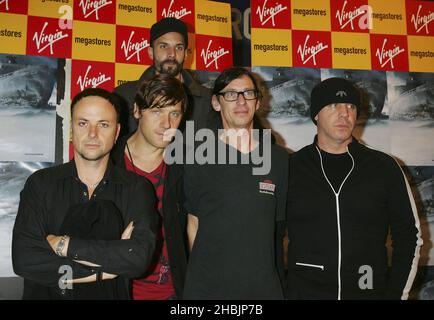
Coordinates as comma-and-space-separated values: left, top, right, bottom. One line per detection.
59, 199, 125, 299
12, 160, 158, 299
114, 66, 211, 136
286, 137, 422, 299
111, 134, 189, 299
183, 140, 289, 299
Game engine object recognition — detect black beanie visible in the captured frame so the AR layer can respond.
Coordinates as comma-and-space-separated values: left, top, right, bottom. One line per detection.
310, 77, 361, 124
150, 18, 188, 47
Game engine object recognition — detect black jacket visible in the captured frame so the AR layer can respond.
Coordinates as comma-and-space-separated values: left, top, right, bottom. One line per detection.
286, 137, 422, 300
12, 160, 158, 299
114, 66, 211, 137
111, 134, 188, 298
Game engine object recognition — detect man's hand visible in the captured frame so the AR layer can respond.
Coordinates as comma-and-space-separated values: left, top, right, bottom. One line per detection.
122, 221, 134, 240
46, 235, 69, 257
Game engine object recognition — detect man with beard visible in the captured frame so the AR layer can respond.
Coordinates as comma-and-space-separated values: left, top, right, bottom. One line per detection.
12, 88, 158, 299
114, 18, 211, 137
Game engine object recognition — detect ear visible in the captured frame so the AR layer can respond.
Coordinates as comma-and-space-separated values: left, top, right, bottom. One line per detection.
315, 114, 319, 122
115, 123, 121, 142
133, 103, 141, 120
211, 95, 221, 112
148, 46, 153, 61
255, 99, 260, 111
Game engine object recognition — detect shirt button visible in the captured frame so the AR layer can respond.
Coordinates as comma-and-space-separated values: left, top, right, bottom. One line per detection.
128, 248, 133, 252
61, 289, 66, 295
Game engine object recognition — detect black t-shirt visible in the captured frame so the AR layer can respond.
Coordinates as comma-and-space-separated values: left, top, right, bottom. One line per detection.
183, 139, 289, 299
319, 149, 353, 192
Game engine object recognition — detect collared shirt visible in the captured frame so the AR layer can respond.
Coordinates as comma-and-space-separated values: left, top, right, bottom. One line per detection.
12, 160, 158, 299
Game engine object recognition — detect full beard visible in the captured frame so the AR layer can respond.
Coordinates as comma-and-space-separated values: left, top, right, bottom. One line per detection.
157, 59, 182, 77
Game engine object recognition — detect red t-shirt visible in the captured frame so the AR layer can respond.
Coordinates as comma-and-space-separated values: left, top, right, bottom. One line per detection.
124, 154, 175, 300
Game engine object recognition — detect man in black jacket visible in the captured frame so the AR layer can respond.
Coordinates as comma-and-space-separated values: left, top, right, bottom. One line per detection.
114, 17, 211, 137
286, 77, 423, 299
12, 88, 158, 299
111, 74, 188, 300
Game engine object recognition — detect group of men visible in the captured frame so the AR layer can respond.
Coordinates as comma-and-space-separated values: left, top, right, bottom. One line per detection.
12, 18, 422, 300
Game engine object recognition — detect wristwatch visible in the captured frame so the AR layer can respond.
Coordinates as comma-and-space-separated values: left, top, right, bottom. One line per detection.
55, 235, 68, 257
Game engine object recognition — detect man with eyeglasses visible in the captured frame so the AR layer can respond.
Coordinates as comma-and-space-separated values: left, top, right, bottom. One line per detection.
182, 67, 289, 299
285, 77, 422, 299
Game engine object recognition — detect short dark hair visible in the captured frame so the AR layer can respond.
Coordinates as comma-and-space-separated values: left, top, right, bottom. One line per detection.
212, 67, 262, 99
71, 88, 121, 122
135, 74, 188, 113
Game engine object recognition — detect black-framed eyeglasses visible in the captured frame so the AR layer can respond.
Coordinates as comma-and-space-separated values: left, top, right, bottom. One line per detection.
218, 89, 258, 102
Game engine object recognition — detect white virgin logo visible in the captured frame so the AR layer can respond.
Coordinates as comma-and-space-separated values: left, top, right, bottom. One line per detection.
256, 0, 287, 27
77, 65, 111, 91
375, 38, 405, 69
79, 0, 112, 20
120, 31, 149, 62
336, 0, 366, 30
32, 22, 69, 54
0, 0, 9, 11
200, 40, 229, 69
411, 5, 434, 34
162, 0, 192, 19
297, 35, 328, 66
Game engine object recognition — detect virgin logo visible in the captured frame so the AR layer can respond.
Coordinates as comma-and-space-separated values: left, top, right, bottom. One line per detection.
256, 0, 287, 27
120, 31, 149, 62
411, 5, 434, 34
32, 22, 69, 54
161, 0, 192, 19
297, 35, 328, 66
0, 0, 9, 10
77, 65, 111, 91
200, 40, 229, 69
79, 0, 112, 20
335, 1, 371, 30
375, 39, 405, 69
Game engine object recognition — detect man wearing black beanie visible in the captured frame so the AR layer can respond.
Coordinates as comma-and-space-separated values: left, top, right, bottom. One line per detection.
114, 18, 211, 136
285, 77, 422, 299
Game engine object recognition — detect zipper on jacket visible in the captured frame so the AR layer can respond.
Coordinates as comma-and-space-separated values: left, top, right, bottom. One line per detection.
316, 146, 355, 300
295, 262, 325, 270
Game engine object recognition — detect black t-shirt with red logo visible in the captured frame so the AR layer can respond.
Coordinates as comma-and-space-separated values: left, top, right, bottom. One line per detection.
183, 139, 289, 299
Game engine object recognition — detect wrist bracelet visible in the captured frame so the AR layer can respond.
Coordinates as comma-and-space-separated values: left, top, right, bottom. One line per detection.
55, 235, 68, 257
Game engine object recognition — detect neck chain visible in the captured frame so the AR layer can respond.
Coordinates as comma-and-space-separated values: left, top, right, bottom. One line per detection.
126, 142, 138, 175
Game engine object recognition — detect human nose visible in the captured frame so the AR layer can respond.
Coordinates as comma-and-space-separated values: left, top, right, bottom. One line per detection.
88, 124, 98, 137
167, 46, 175, 58
236, 92, 247, 104
161, 113, 171, 129
337, 104, 349, 117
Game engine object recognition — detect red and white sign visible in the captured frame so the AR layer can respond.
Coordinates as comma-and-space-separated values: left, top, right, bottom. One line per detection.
116, 25, 152, 65
292, 30, 332, 68
406, 1, 434, 36
331, 0, 369, 33
157, 0, 195, 32
26, 16, 72, 58
74, 0, 116, 23
195, 35, 232, 71
71, 60, 114, 98
0, 0, 28, 14
370, 34, 408, 71
251, 0, 291, 29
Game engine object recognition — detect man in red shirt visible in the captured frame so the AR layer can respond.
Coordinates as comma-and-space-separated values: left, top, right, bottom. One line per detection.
111, 74, 188, 299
